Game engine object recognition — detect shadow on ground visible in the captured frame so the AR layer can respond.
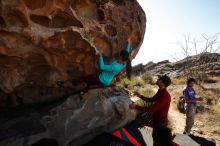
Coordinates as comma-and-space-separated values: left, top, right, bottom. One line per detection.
173, 134, 216, 146
189, 135, 216, 146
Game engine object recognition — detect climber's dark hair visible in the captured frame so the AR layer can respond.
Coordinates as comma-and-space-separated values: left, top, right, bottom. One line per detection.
187, 78, 196, 84
120, 50, 131, 80
120, 50, 129, 62
159, 75, 171, 87
126, 59, 132, 80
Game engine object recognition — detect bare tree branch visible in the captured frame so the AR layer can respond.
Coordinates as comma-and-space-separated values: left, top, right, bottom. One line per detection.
175, 33, 220, 81
170, 53, 180, 62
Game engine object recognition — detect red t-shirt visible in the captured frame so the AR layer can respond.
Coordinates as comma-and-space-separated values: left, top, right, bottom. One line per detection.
135, 88, 171, 128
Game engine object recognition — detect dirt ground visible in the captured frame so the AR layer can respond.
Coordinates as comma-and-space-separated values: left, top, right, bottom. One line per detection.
168, 84, 220, 146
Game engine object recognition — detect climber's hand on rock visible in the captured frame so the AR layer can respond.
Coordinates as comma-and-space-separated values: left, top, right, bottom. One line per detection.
129, 103, 136, 109
96, 50, 103, 56
128, 37, 131, 43
128, 35, 134, 45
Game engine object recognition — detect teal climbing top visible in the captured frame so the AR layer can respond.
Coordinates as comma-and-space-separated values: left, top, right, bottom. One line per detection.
98, 42, 132, 86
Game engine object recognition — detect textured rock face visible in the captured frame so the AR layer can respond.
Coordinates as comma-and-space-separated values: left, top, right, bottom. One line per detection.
173, 53, 220, 76
0, 87, 137, 146
0, 0, 146, 104
134, 53, 220, 78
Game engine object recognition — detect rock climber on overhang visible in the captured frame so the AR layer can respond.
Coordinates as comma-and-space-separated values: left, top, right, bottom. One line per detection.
57, 37, 133, 92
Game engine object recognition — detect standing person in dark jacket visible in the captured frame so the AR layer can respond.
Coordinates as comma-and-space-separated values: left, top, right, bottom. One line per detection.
129, 75, 172, 146
183, 78, 203, 135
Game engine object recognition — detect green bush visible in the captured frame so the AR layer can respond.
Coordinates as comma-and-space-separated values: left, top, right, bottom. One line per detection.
135, 99, 154, 107
187, 70, 208, 85
140, 88, 155, 97
165, 64, 173, 68
135, 87, 156, 107
172, 76, 187, 85
141, 73, 154, 84
118, 76, 145, 89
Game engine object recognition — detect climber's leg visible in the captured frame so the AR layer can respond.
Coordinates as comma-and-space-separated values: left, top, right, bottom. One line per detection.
7, 93, 21, 108
57, 76, 89, 89
0, 89, 8, 108
57, 74, 104, 91
81, 75, 104, 91
152, 127, 173, 146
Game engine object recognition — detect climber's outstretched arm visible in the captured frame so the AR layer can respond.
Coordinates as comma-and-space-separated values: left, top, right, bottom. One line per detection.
126, 42, 132, 53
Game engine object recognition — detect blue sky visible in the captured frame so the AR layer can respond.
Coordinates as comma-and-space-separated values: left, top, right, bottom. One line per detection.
132, 0, 220, 65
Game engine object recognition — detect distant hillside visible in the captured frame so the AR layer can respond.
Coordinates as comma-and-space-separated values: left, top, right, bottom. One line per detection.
132, 52, 220, 78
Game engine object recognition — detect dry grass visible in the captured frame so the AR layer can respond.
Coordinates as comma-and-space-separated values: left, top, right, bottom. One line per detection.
172, 76, 187, 85
211, 102, 220, 114
117, 76, 145, 89
195, 111, 220, 145
168, 85, 185, 98
169, 82, 220, 145
208, 76, 220, 82
141, 73, 154, 84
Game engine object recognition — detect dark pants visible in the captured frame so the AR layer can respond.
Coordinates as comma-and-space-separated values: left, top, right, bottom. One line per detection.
152, 127, 173, 146
184, 104, 196, 133
72, 74, 104, 91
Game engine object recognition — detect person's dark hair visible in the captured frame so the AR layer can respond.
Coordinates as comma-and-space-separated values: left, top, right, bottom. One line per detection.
159, 75, 171, 87
152, 127, 174, 146
120, 50, 131, 80
187, 78, 196, 84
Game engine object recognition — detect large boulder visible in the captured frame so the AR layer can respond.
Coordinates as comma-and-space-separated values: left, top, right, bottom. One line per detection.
0, 87, 137, 146
0, 0, 146, 105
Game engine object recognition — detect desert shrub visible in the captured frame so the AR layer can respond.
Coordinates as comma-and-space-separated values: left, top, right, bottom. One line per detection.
173, 69, 209, 85
117, 76, 145, 89
135, 87, 156, 107
133, 87, 155, 106
141, 73, 154, 84
212, 101, 220, 114
165, 64, 173, 68
135, 99, 153, 107
139, 87, 155, 97
132, 77, 145, 87
172, 76, 187, 85
187, 70, 208, 85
